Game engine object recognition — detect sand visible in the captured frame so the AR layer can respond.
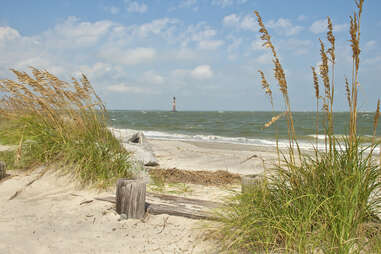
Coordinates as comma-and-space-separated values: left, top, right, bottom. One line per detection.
149, 139, 278, 175
0, 139, 279, 254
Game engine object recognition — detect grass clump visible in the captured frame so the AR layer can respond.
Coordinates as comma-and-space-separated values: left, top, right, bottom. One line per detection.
217, 0, 381, 252
0, 67, 135, 188
218, 139, 381, 253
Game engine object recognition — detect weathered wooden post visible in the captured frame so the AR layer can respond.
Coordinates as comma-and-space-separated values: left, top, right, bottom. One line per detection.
0, 161, 6, 180
241, 174, 264, 193
116, 179, 146, 219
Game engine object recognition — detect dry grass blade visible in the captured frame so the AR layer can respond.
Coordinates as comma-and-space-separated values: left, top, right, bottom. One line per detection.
312, 67, 319, 99
258, 70, 272, 98
264, 112, 285, 129
345, 77, 352, 107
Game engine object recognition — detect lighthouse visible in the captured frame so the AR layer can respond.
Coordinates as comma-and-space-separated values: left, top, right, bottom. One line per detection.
172, 96, 177, 112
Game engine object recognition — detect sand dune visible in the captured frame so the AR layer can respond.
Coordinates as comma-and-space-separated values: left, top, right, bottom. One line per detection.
0, 139, 277, 253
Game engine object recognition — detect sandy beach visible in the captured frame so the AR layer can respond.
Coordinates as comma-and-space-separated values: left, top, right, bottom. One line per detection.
0, 139, 278, 254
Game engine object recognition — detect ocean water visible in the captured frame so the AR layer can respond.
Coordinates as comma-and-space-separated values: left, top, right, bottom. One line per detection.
108, 110, 380, 150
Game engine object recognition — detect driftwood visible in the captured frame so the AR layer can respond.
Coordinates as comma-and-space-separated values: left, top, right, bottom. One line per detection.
241, 174, 264, 193
116, 179, 146, 219
146, 192, 222, 208
96, 191, 221, 220
146, 203, 217, 220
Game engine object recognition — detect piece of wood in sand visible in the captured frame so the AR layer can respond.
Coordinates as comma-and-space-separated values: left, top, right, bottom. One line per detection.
96, 192, 220, 220
241, 174, 264, 193
146, 203, 217, 220
116, 179, 146, 219
0, 161, 6, 180
146, 192, 222, 208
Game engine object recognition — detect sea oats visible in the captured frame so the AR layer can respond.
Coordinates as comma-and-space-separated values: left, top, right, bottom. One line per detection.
264, 112, 285, 129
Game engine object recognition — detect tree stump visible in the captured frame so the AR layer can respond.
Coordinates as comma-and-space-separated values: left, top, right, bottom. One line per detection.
0, 161, 5, 180
116, 179, 146, 219
241, 174, 263, 193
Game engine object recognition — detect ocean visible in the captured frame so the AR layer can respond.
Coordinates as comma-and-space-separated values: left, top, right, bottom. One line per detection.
108, 110, 380, 151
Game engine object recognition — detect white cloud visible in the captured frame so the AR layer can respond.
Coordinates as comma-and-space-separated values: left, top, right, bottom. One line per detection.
241, 15, 258, 32
175, 48, 197, 60
171, 69, 188, 79
142, 71, 165, 85
284, 38, 312, 55
267, 18, 303, 36
198, 40, 224, 50
255, 52, 273, 65
310, 19, 326, 34
77, 62, 112, 79
227, 36, 242, 60
178, 0, 198, 10
228, 37, 242, 52
104, 6, 120, 15
223, 14, 240, 26
191, 65, 213, 79
223, 14, 258, 32
251, 38, 266, 51
212, 0, 247, 8
333, 23, 348, 32
180, 23, 223, 49
171, 65, 214, 80
107, 83, 152, 93
48, 16, 113, 48
136, 18, 178, 38
125, 0, 147, 13
365, 40, 377, 51
310, 19, 347, 34
99, 47, 156, 65
169, 0, 199, 12
0, 26, 20, 43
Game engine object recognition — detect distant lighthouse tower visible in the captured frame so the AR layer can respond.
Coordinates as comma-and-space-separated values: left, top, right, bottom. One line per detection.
172, 96, 177, 112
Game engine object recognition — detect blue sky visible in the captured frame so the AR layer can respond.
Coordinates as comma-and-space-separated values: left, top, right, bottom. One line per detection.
0, 0, 380, 111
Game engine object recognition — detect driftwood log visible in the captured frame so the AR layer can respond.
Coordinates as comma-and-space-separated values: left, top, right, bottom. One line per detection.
0, 161, 6, 180
97, 186, 222, 220
116, 179, 146, 219
241, 174, 264, 193
146, 203, 216, 220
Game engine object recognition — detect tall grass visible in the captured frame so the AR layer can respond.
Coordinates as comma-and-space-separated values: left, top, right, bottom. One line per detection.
0, 68, 134, 188
217, 0, 381, 252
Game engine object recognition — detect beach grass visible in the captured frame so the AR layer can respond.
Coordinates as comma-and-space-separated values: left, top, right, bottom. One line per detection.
0, 68, 135, 188
216, 0, 381, 252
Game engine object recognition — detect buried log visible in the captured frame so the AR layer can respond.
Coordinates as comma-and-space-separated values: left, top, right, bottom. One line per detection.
98, 181, 221, 220
146, 203, 217, 220
116, 179, 146, 219
146, 192, 222, 209
241, 174, 264, 193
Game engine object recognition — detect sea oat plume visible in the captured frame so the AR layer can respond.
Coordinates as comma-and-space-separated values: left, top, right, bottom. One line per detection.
311, 67, 319, 99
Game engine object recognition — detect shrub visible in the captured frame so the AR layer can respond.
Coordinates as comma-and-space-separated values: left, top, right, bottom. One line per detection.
0, 68, 135, 188
217, 0, 381, 252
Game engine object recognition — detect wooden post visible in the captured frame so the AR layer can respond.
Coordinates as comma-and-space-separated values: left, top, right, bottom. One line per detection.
116, 179, 146, 219
0, 161, 5, 180
241, 174, 263, 193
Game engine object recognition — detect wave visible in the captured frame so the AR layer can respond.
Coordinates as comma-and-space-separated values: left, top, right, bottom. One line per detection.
110, 127, 316, 150
109, 127, 380, 154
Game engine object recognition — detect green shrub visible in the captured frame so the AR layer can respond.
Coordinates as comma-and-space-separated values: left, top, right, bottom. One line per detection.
217, 0, 381, 252
0, 68, 135, 188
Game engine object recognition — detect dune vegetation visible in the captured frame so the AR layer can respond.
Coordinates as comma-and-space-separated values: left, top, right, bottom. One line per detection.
216, 0, 381, 253
0, 68, 134, 188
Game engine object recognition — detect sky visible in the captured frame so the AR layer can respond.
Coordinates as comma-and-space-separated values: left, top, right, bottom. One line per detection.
0, 0, 380, 111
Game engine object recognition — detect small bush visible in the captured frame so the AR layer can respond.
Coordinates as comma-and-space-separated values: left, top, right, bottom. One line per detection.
0, 68, 135, 188
218, 139, 381, 253
217, 0, 381, 252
